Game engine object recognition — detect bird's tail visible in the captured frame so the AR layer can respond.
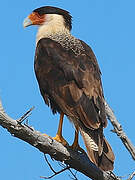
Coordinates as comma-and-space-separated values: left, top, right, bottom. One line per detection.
80, 128, 115, 171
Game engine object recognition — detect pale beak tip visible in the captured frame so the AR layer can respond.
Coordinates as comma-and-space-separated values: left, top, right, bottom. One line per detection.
23, 17, 32, 28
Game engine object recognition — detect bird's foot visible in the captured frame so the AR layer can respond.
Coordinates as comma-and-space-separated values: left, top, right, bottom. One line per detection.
53, 134, 69, 146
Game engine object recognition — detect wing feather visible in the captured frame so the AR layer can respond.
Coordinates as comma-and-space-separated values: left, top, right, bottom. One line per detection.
35, 38, 107, 128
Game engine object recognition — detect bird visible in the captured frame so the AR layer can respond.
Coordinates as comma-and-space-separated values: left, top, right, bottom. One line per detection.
23, 6, 115, 171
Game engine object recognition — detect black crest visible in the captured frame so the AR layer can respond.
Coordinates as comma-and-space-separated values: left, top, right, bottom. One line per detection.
33, 6, 72, 30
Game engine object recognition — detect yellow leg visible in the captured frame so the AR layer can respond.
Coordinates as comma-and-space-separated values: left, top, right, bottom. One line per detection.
71, 130, 79, 149
70, 129, 85, 153
53, 113, 68, 146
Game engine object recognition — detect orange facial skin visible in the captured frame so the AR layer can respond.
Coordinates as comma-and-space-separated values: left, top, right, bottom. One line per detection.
28, 12, 45, 25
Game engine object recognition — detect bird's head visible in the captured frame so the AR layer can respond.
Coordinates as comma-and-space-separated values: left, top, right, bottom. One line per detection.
23, 6, 72, 31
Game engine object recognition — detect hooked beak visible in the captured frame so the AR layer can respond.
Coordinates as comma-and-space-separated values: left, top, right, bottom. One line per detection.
23, 12, 45, 28
23, 17, 33, 28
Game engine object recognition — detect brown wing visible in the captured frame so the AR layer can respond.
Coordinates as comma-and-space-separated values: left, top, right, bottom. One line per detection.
35, 38, 106, 128
34, 38, 114, 170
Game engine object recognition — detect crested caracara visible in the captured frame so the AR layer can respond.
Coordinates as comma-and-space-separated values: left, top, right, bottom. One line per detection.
23, 6, 115, 171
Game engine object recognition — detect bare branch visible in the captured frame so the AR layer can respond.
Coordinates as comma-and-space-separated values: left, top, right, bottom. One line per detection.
127, 172, 135, 180
58, 162, 78, 180
44, 155, 79, 180
17, 106, 35, 124
0, 97, 119, 180
40, 165, 70, 179
68, 168, 78, 180
105, 101, 135, 160
44, 154, 57, 174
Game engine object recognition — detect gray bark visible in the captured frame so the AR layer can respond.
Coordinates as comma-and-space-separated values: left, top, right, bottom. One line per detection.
0, 98, 120, 180
105, 101, 135, 160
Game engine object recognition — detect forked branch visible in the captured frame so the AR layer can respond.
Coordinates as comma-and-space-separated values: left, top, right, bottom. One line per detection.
0, 97, 130, 180
105, 101, 135, 160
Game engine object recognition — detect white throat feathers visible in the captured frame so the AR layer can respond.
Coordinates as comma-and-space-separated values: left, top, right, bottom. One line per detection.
36, 14, 84, 56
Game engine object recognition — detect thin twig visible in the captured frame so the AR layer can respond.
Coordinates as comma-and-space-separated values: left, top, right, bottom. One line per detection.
17, 106, 34, 124
58, 161, 78, 180
127, 171, 135, 180
44, 155, 78, 180
58, 162, 78, 180
40, 166, 70, 179
44, 154, 56, 174
105, 171, 120, 180
58, 161, 66, 168
68, 169, 78, 180
25, 119, 29, 125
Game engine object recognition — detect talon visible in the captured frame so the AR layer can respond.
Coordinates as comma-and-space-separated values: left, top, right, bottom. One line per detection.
53, 134, 68, 146
52, 113, 69, 146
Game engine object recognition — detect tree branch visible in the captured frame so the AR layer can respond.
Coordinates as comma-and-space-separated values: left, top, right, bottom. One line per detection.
0, 97, 119, 180
40, 164, 70, 179
105, 101, 135, 160
127, 171, 135, 180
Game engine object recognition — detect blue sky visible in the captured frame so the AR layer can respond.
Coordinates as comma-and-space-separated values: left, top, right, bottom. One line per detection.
0, 0, 135, 179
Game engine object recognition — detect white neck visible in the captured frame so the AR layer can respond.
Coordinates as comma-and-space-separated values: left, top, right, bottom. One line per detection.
36, 14, 70, 44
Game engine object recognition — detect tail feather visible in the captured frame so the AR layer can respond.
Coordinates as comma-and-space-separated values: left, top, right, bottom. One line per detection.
80, 128, 114, 171
103, 137, 115, 162
81, 130, 98, 165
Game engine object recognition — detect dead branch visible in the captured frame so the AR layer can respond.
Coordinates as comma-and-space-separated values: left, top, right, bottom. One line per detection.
105, 101, 135, 160
17, 106, 35, 124
44, 155, 57, 174
0, 97, 119, 180
127, 171, 135, 180
40, 165, 70, 179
